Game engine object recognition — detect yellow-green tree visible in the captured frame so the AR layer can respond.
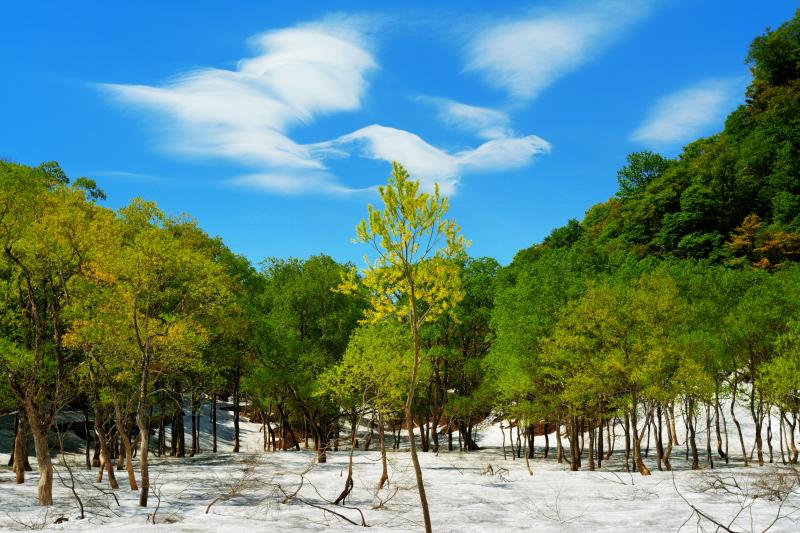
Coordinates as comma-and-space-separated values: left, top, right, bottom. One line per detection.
341, 162, 467, 532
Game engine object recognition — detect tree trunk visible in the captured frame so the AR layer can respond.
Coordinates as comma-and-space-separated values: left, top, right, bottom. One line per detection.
730, 381, 748, 466
662, 407, 673, 471
568, 416, 580, 471
630, 401, 651, 476
12, 412, 27, 484
364, 411, 375, 451
623, 415, 631, 472
669, 402, 679, 446
83, 403, 91, 468
92, 409, 119, 489
406, 316, 432, 533
212, 393, 218, 453
653, 406, 663, 471
190, 392, 197, 457
120, 432, 138, 490
705, 404, 714, 469
766, 405, 774, 464
779, 411, 787, 465
334, 417, 357, 505
714, 388, 727, 461
688, 398, 699, 470
377, 412, 389, 491
233, 362, 241, 453
23, 401, 54, 505
543, 422, 549, 459
556, 423, 563, 464
596, 417, 603, 469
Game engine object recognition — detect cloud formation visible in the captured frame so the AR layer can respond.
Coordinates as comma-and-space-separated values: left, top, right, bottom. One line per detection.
418, 96, 511, 140
319, 124, 551, 195
465, 1, 649, 101
101, 20, 376, 193
631, 78, 742, 146
102, 18, 553, 195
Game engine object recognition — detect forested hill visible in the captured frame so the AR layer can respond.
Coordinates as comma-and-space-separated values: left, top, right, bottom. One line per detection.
511, 10, 800, 272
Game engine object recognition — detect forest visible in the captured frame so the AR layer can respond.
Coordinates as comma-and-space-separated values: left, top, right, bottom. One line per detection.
2, 9, 800, 533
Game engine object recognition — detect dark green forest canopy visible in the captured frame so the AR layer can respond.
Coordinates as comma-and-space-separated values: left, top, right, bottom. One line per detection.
511, 11, 800, 272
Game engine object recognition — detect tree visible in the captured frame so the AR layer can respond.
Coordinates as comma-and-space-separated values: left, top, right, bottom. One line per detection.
340, 162, 467, 533
616, 151, 670, 198
248, 255, 363, 462
0, 162, 105, 505
107, 200, 228, 506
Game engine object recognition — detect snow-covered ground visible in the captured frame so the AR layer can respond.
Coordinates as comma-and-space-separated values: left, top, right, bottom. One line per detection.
1, 402, 798, 532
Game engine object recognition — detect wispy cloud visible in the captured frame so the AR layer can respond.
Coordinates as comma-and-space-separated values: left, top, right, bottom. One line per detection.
418, 96, 511, 140
631, 78, 743, 146
465, 1, 650, 101
100, 19, 377, 193
318, 124, 551, 195
101, 16, 554, 196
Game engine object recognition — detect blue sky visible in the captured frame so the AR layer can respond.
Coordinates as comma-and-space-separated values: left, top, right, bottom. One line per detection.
1, 1, 797, 266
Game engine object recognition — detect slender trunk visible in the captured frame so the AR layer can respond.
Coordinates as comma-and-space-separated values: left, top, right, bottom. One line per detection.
630, 400, 651, 476
447, 421, 453, 452
212, 393, 218, 453
501, 423, 507, 460
377, 412, 389, 491
364, 411, 375, 451
190, 392, 197, 457
334, 417, 357, 505
779, 411, 787, 465
92, 407, 119, 489
406, 316, 432, 533
507, 421, 515, 460
783, 413, 798, 464
766, 405, 774, 464
705, 404, 714, 469
623, 415, 631, 472
588, 420, 595, 471
523, 424, 533, 476
662, 407, 673, 471
714, 388, 726, 461
83, 403, 91, 468
120, 433, 138, 490
688, 398, 699, 470
13, 413, 27, 484
137, 419, 150, 507
597, 417, 603, 469
606, 419, 613, 460
669, 402, 679, 446
653, 406, 663, 471
157, 393, 165, 457
233, 362, 240, 453
555, 423, 563, 464
543, 422, 549, 459
730, 381, 748, 466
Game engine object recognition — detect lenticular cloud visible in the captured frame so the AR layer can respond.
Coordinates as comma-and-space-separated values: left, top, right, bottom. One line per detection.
101, 22, 376, 192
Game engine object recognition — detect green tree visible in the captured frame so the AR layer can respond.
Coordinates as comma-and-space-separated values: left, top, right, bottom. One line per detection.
341, 162, 467, 533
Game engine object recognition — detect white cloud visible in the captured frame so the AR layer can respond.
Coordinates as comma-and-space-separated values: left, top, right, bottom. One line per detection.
101, 21, 376, 192
631, 78, 742, 146
319, 124, 551, 195
101, 17, 554, 196
418, 96, 511, 139
465, 1, 649, 101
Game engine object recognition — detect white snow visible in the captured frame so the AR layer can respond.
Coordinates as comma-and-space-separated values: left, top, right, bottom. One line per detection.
1, 401, 798, 532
